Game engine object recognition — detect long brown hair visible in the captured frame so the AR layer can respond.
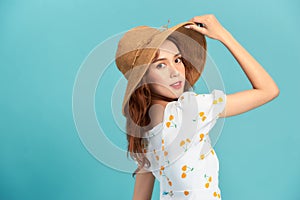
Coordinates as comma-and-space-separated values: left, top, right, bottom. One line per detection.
124, 35, 198, 178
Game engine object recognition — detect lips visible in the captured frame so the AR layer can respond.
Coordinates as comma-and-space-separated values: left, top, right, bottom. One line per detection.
170, 81, 181, 86
170, 81, 182, 89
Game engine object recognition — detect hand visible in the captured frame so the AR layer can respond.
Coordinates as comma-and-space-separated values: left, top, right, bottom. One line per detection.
186, 14, 229, 41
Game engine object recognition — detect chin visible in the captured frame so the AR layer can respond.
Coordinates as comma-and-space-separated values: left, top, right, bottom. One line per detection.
154, 84, 185, 99
173, 85, 185, 95
169, 89, 184, 99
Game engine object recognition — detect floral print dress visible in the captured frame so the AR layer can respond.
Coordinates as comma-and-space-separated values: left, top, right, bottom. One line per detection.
137, 89, 226, 200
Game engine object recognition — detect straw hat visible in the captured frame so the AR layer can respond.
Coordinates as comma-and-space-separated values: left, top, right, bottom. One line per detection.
115, 21, 207, 116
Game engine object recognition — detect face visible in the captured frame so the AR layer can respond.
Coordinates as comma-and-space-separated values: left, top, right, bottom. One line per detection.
144, 39, 186, 99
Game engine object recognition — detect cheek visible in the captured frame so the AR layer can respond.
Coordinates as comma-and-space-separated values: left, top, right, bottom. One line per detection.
179, 67, 185, 77
177, 64, 186, 78
146, 69, 165, 84
145, 70, 169, 90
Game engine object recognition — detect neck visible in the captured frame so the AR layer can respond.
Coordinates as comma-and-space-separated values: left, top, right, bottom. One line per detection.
150, 91, 178, 106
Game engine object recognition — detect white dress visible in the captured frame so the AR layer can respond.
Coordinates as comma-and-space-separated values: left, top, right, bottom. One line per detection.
136, 89, 226, 200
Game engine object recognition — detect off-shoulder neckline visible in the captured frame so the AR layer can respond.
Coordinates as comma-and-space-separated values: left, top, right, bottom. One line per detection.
145, 91, 195, 137
147, 122, 163, 135
145, 101, 174, 137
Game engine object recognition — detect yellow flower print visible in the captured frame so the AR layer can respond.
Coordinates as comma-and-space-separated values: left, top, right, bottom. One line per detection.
160, 165, 173, 186
199, 132, 210, 143
211, 148, 215, 155
199, 112, 207, 121
164, 151, 168, 156
199, 133, 205, 142
159, 166, 164, 175
153, 149, 160, 161
141, 139, 148, 153
167, 177, 172, 186
161, 139, 170, 164
181, 164, 194, 178
213, 97, 223, 104
155, 155, 159, 160
166, 114, 177, 128
192, 111, 207, 122
200, 154, 205, 160
204, 174, 212, 188
179, 138, 191, 152
161, 140, 166, 151
213, 191, 221, 198
183, 190, 189, 196
166, 122, 171, 128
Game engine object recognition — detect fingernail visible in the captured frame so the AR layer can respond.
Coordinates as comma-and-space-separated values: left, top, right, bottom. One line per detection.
184, 25, 190, 29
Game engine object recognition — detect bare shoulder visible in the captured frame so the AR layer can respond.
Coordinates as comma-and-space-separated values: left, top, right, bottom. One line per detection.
148, 103, 165, 129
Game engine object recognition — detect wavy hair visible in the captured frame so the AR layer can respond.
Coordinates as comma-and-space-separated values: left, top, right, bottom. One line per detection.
124, 35, 199, 178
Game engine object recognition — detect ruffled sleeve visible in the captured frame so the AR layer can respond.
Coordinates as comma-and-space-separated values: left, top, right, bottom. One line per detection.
194, 89, 227, 130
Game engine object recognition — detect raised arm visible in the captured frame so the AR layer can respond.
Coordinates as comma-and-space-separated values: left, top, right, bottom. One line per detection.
187, 14, 280, 117
132, 168, 155, 200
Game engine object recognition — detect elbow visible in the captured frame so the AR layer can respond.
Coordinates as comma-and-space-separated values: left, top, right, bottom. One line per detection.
268, 87, 280, 100
266, 83, 280, 98
272, 85, 280, 98
274, 89, 280, 98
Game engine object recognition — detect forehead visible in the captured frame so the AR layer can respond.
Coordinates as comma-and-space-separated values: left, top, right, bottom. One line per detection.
158, 39, 180, 54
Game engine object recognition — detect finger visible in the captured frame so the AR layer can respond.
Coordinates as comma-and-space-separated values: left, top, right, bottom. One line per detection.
195, 22, 205, 28
188, 15, 208, 23
186, 21, 205, 29
187, 24, 207, 35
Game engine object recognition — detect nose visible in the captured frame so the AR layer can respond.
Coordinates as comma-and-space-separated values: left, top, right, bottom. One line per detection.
169, 62, 180, 78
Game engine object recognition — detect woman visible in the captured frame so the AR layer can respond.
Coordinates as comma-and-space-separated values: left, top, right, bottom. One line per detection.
115, 14, 279, 199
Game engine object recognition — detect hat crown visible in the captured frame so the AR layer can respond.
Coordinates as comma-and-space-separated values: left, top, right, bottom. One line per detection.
115, 26, 161, 79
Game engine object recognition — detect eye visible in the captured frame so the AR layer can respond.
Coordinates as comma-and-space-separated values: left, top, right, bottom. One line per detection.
156, 63, 166, 69
175, 56, 183, 64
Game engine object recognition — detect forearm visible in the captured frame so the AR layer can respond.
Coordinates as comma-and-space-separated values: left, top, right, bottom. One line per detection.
132, 171, 155, 200
219, 28, 279, 95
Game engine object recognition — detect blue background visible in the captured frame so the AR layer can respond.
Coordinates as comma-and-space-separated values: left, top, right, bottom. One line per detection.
1, 0, 299, 199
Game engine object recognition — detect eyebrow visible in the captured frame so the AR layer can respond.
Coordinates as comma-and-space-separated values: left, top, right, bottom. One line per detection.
152, 53, 181, 63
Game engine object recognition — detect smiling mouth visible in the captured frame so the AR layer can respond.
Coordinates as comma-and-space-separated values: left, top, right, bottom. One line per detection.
170, 81, 182, 89
170, 81, 181, 86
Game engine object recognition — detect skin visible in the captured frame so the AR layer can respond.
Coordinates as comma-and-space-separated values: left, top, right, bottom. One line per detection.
143, 39, 186, 129
132, 14, 280, 200
144, 39, 186, 100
